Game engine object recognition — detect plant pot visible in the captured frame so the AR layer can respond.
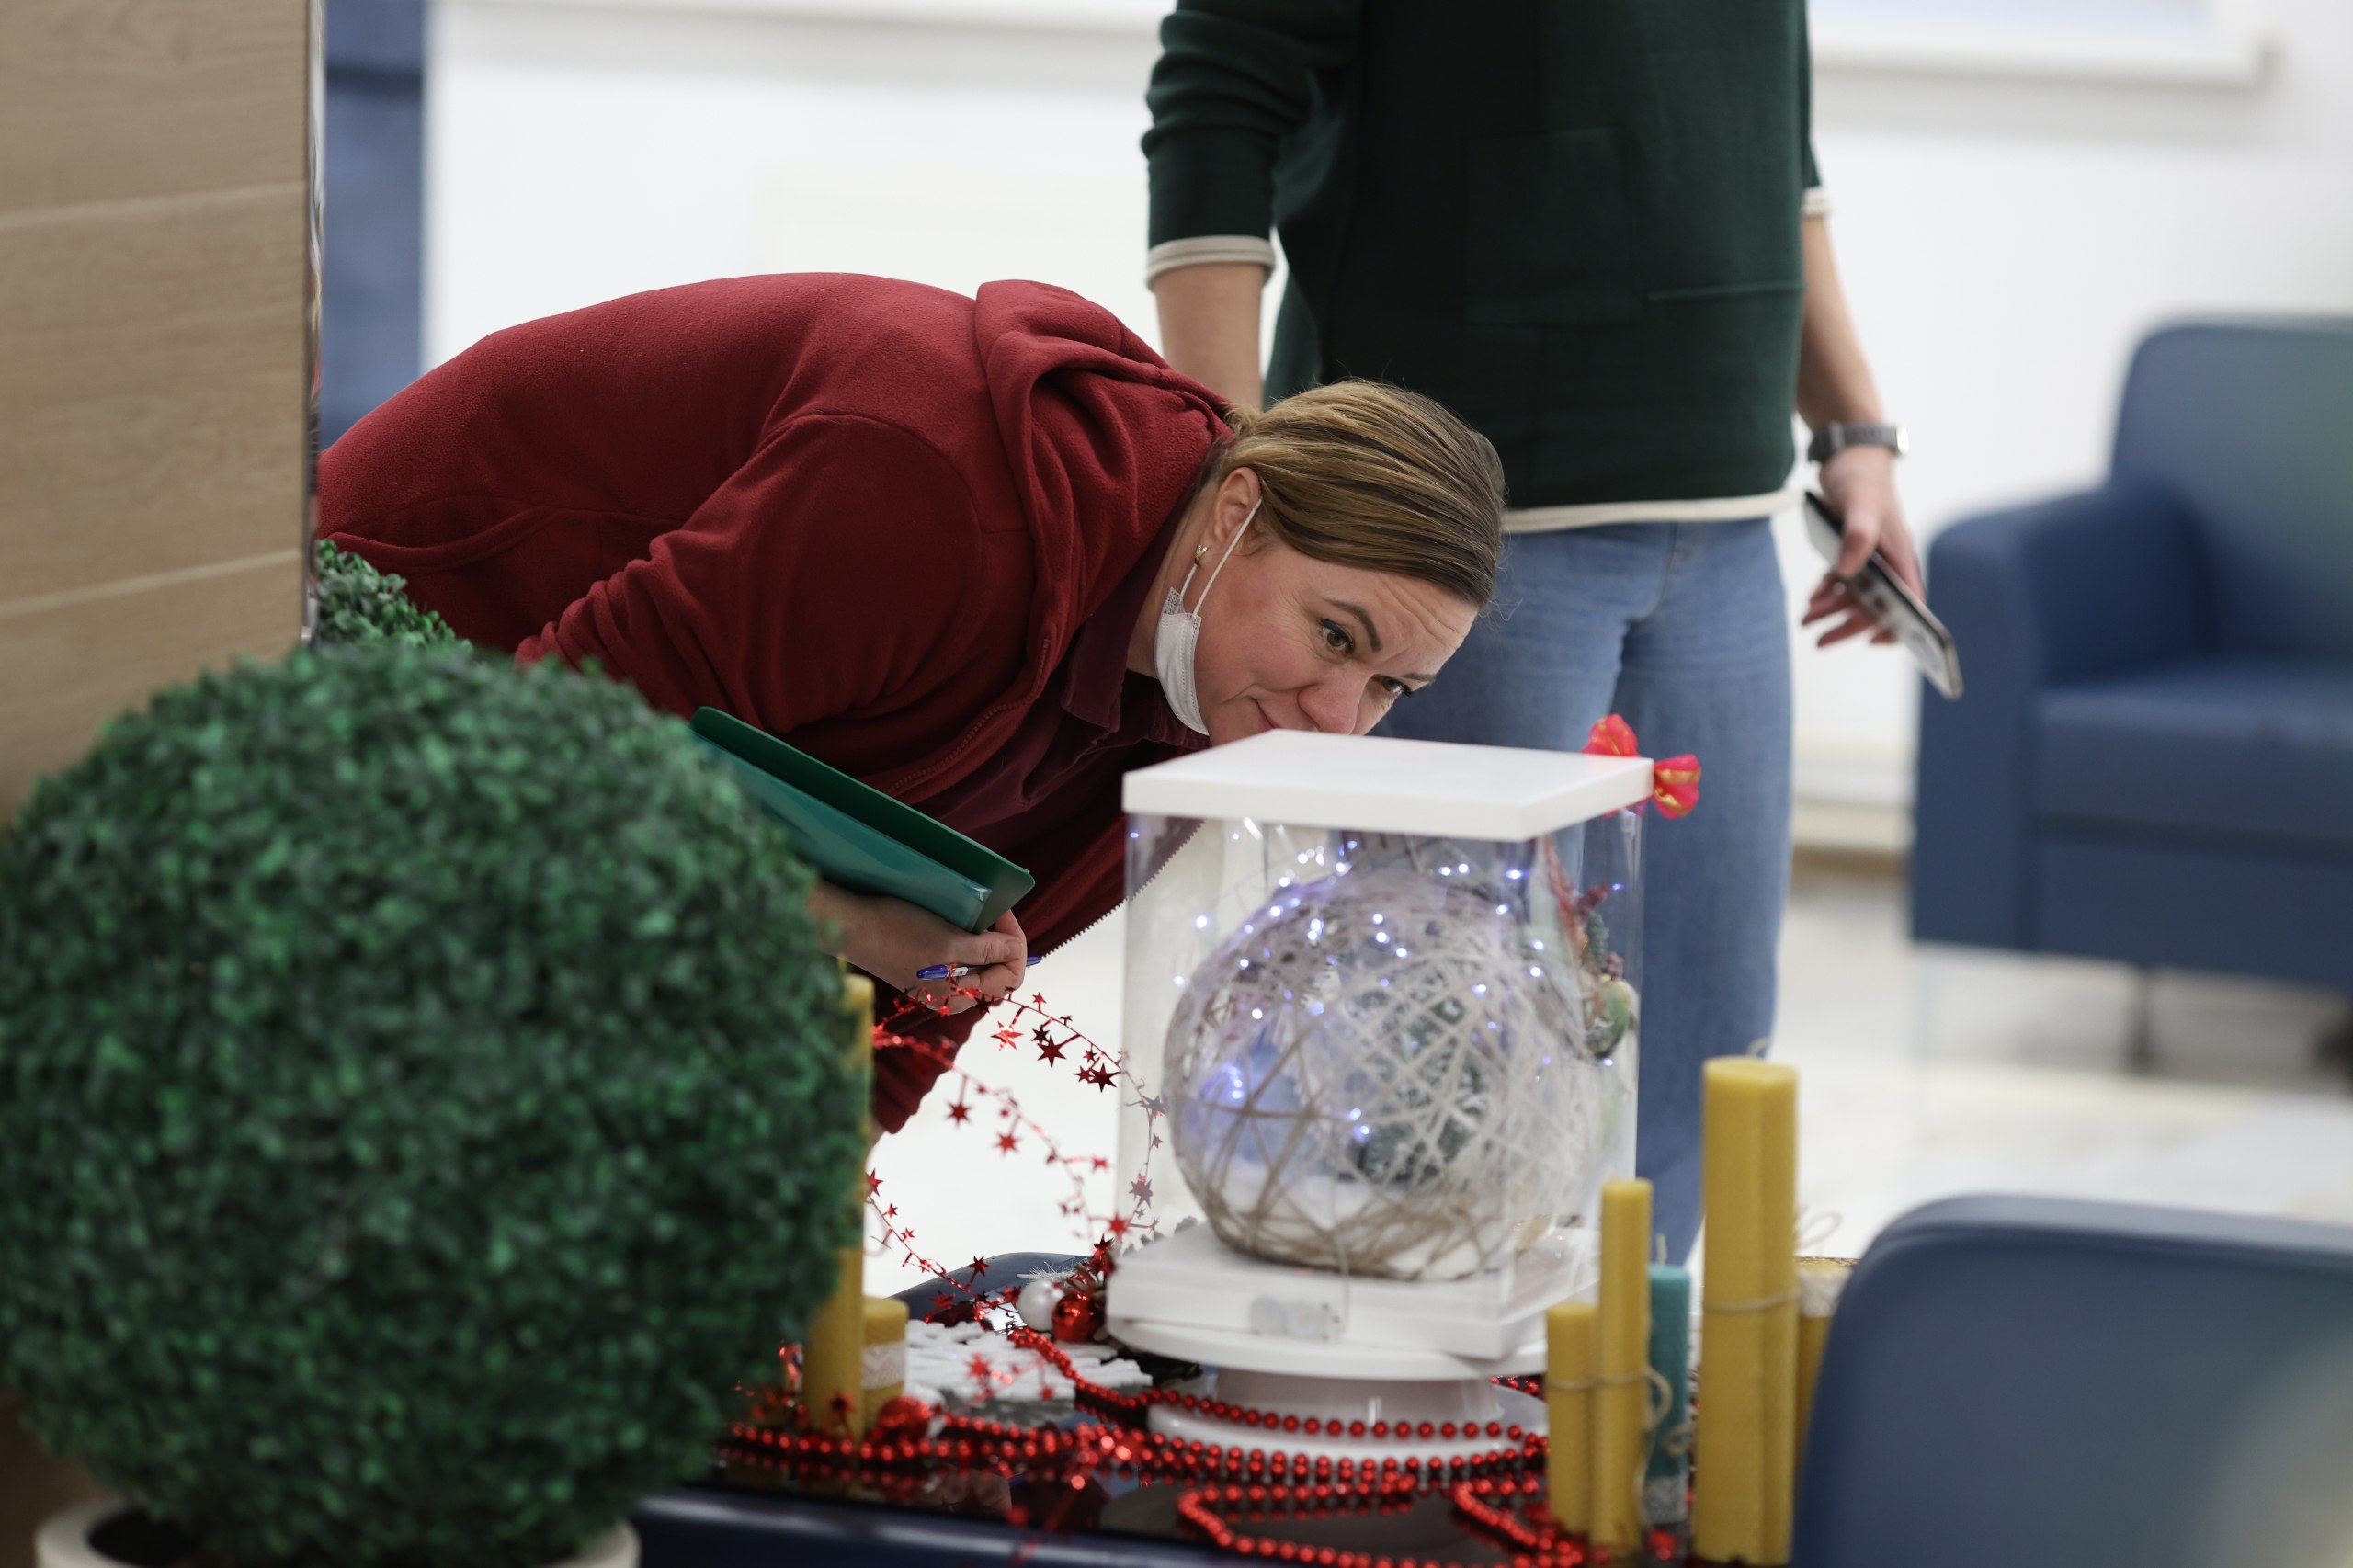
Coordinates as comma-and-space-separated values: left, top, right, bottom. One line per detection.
35, 1498, 641, 1568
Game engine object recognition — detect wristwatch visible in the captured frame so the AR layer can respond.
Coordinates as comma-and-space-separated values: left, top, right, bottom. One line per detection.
1807, 420, 1908, 464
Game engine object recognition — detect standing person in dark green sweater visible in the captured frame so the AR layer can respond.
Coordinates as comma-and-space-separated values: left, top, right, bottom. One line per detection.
1144, 0, 1922, 1260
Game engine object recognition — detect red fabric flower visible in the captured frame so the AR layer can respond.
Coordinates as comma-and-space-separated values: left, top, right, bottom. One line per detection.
1582, 714, 1701, 818
1652, 754, 1701, 818
1582, 713, 1639, 759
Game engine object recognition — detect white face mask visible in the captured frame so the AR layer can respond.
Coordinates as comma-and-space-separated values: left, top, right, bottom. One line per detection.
1153, 500, 1258, 736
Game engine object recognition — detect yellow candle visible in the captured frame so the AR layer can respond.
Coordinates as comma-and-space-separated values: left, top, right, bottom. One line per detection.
801, 1250, 865, 1434
859, 1295, 909, 1429
1793, 1257, 1854, 1471
840, 971, 876, 1141
803, 974, 878, 1435
1592, 1178, 1653, 1552
1544, 1300, 1597, 1534
1691, 1058, 1800, 1566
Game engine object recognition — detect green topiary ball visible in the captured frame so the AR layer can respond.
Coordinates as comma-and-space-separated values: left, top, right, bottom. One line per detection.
0, 646, 864, 1568
313, 539, 460, 649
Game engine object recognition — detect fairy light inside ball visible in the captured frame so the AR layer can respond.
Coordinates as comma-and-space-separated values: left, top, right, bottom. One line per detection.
1161, 863, 1620, 1281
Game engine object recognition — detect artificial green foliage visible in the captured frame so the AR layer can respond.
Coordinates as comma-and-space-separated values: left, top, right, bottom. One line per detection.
313, 540, 460, 649
0, 646, 865, 1568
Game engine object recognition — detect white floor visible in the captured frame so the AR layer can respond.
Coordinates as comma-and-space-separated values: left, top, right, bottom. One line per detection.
864, 859, 2353, 1294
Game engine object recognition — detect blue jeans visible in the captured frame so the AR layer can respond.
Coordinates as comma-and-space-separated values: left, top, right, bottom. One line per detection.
1380, 519, 1792, 1261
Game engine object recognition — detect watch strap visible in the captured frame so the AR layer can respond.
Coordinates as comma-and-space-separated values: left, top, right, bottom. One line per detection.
1808, 420, 1907, 464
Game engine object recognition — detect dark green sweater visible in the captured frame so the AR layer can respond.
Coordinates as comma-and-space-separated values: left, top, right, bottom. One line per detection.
1144, 0, 1820, 510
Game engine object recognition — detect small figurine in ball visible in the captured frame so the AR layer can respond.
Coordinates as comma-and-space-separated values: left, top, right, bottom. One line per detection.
1162, 864, 1621, 1280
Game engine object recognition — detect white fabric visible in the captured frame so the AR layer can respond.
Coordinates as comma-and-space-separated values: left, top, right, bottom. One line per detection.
1145, 233, 1279, 285
902, 1317, 1152, 1413
1153, 500, 1257, 734
860, 1340, 907, 1389
1505, 486, 1799, 533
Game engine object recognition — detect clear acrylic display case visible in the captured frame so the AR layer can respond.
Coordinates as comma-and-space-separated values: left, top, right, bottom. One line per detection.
1110, 733, 1651, 1328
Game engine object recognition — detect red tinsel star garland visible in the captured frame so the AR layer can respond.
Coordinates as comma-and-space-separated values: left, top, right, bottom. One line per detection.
861, 982, 1170, 1329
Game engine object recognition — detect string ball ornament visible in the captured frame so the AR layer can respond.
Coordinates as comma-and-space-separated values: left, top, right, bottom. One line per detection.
1162, 865, 1610, 1282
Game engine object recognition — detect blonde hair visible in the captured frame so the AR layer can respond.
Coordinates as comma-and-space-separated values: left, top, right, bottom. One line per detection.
1217, 381, 1506, 610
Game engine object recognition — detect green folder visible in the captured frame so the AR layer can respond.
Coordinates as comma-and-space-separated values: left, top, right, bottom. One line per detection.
689, 708, 1033, 935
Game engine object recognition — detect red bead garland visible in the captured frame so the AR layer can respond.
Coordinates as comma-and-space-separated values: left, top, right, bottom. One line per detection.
726, 1320, 1659, 1566
1448, 1475, 1684, 1566
1174, 1475, 1427, 1564
1154, 1383, 1518, 1446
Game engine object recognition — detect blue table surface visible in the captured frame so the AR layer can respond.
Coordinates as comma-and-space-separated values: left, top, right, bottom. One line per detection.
634, 1483, 1234, 1568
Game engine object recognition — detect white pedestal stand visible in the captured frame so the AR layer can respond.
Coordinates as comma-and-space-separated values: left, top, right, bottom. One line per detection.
1107, 1224, 1593, 1463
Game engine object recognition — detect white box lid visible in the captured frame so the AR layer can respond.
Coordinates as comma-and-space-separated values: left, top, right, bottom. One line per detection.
1122, 731, 1652, 839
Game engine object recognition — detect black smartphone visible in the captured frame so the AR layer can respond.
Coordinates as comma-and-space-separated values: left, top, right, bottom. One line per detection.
1802, 492, 1963, 699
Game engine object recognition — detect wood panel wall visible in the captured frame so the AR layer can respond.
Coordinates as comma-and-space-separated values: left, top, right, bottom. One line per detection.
0, 0, 313, 822
0, 1, 313, 1554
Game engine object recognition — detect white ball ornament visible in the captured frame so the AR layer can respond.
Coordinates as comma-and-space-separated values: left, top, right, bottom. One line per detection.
1015, 1278, 1065, 1332
1162, 865, 1614, 1281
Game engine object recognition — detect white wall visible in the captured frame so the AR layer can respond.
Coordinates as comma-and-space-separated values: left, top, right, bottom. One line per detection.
1789, 0, 2353, 838
426, 0, 2353, 846
427, 4, 1180, 359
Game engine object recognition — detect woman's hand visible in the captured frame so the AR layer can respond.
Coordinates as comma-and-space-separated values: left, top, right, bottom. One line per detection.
1802, 446, 1925, 648
806, 881, 1029, 1015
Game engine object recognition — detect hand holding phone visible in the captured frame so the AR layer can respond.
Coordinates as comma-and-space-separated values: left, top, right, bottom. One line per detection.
1802, 492, 1964, 699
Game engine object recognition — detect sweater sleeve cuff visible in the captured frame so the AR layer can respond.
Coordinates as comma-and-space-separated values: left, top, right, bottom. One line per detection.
1146, 124, 1279, 250
1802, 185, 1835, 220
1145, 234, 1279, 286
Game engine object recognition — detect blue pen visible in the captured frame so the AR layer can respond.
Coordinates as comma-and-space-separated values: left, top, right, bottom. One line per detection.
915, 955, 1043, 982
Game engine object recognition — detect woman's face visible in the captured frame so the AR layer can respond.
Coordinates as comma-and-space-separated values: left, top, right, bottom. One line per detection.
1186, 472, 1481, 744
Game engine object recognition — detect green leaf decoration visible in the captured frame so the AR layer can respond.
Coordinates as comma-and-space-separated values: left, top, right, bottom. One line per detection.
0, 644, 863, 1568
313, 540, 460, 650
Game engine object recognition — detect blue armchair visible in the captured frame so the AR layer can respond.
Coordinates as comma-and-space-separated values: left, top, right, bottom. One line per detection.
1912, 319, 2353, 994
1794, 1196, 2353, 1568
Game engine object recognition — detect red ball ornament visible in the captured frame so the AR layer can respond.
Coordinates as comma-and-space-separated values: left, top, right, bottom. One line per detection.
869, 1394, 934, 1441
1051, 1287, 1102, 1342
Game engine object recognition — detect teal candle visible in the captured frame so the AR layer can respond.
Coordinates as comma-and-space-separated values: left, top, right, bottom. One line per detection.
1644, 1262, 1694, 1523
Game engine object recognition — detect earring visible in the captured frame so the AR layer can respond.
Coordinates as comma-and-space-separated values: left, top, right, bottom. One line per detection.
1194, 543, 1209, 561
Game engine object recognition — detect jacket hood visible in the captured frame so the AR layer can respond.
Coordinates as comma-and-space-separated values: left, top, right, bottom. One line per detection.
972, 280, 1230, 666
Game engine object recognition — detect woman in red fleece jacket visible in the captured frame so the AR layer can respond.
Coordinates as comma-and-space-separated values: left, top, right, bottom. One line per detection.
322, 273, 1506, 1130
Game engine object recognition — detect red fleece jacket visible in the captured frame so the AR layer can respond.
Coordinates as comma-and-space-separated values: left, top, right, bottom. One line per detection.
321, 273, 1227, 1128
